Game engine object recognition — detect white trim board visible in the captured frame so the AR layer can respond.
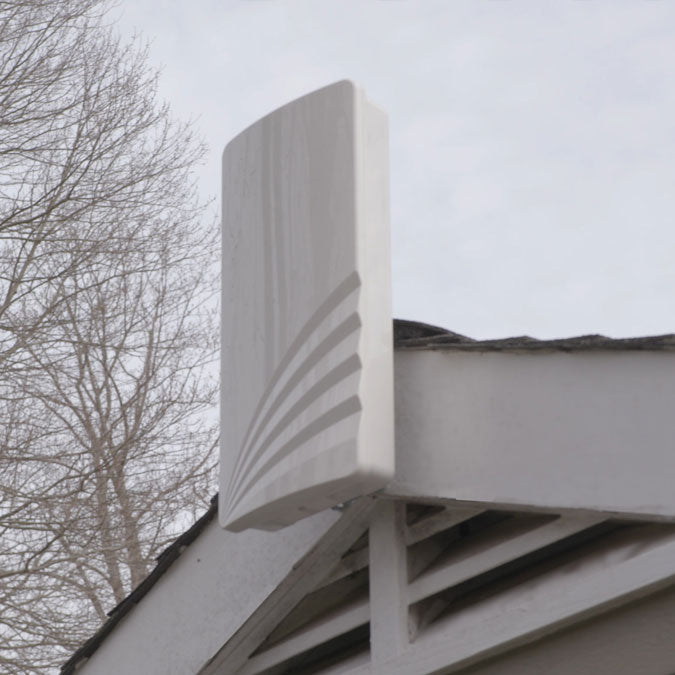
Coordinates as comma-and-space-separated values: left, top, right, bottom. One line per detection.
391, 349, 675, 520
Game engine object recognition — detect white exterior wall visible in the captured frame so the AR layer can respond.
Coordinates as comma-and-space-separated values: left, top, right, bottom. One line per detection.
76, 509, 340, 675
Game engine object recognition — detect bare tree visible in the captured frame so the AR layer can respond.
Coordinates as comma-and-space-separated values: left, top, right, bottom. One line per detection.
0, 1, 218, 672
0, 0, 204, 366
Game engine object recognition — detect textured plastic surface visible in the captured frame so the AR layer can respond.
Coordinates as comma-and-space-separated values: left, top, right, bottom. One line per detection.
220, 81, 393, 531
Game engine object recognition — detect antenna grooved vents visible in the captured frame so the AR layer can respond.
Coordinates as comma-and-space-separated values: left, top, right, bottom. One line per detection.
220, 81, 393, 531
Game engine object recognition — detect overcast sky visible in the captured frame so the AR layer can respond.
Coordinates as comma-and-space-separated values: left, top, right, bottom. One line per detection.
117, 1, 675, 340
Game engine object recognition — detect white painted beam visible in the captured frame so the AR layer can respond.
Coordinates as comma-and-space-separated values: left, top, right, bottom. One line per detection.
318, 507, 484, 593
409, 514, 605, 604
238, 598, 369, 675
318, 546, 370, 589
391, 349, 675, 520
346, 529, 675, 675
369, 499, 409, 664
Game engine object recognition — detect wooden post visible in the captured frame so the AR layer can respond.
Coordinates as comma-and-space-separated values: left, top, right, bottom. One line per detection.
369, 499, 409, 666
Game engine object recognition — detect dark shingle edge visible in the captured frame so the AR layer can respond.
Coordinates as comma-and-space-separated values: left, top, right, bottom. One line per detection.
393, 319, 675, 352
392, 318, 470, 342
61, 495, 219, 674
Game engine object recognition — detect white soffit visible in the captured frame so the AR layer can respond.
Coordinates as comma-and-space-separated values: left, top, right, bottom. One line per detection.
220, 81, 393, 531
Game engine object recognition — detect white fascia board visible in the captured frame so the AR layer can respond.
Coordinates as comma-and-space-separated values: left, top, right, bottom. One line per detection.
390, 349, 675, 519
220, 81, 393, 532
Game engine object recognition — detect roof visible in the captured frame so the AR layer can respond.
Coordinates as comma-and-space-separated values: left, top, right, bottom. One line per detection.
62, 319, 675, 673
393, 319, 675, 352
61, 496, 219, 674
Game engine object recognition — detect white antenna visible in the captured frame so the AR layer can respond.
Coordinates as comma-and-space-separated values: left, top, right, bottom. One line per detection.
220, 81, 393, 531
